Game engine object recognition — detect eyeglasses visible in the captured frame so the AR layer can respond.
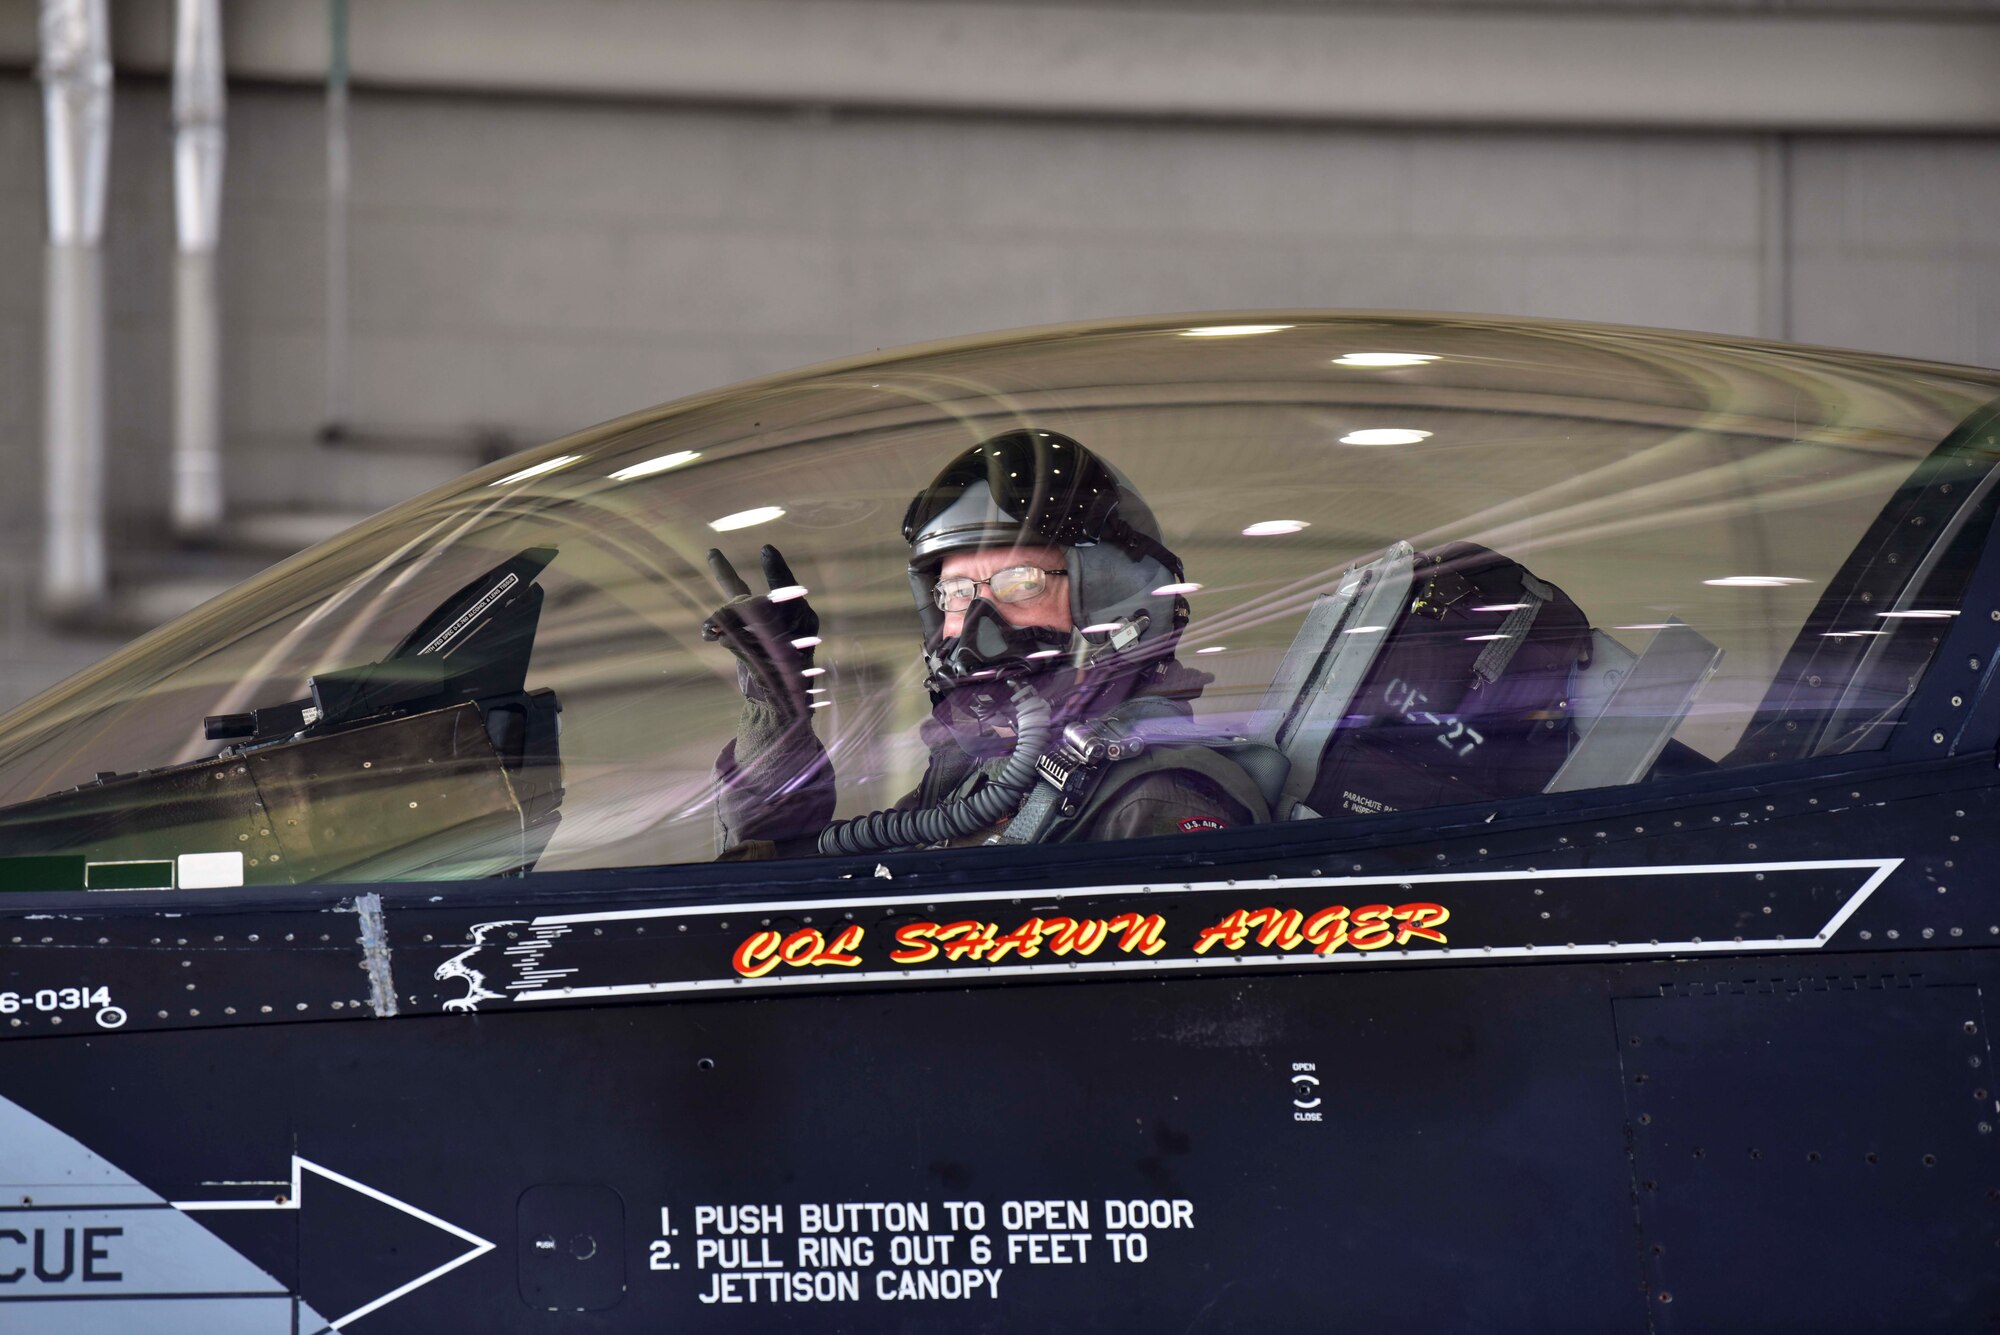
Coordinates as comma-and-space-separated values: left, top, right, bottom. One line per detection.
932, 565, 1067, 613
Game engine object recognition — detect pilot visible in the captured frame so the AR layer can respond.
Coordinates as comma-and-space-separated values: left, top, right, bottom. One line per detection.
703, 429, 1268, 857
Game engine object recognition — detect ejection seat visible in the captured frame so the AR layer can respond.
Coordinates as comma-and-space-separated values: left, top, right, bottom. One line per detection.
1235, 542, 1722, 820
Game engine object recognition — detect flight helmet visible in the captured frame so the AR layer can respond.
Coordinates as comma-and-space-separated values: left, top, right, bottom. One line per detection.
902, 430, 1189, 699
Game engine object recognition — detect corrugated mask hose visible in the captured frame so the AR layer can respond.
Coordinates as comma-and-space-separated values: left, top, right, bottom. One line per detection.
816, 680, 1052, 855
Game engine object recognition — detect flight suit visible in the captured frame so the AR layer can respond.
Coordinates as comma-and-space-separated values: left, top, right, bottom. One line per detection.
714, 670, 1265, 857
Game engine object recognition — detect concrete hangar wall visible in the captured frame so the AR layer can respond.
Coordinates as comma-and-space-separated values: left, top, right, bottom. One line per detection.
0, 0, 1995, 706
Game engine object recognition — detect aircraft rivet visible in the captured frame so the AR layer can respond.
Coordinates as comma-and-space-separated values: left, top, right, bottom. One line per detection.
1940, 886, 1950, 894
1981, 1123, 1994, 1136
1860, 931, 1872, 940
1934, 732, 1947, 744
1952, 696, 1964, 707
1888, 929, 1901, 939
1924, 928, 1936, 939
260, 1005, 271, 1013
1976, 1089, 1989, 1101
1967, 1022, 1980, 1035
1540, 911, 1549, 920
1953, 927, 1964, 936
238, 833, 248, 842
1762, 905, 1773, 914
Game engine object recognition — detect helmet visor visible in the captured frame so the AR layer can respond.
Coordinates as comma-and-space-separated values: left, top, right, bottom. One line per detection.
902, 431, 1120, 559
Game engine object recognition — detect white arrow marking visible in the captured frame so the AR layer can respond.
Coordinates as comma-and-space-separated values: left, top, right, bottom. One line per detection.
171, 1155, 494, 1330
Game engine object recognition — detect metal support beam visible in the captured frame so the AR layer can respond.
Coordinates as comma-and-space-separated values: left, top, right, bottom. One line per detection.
38, 0, 110, 616
1759, 135, 1793, 345
323, 0, 349, 436
172, 0, 225, 540
32, 0, 2000, 134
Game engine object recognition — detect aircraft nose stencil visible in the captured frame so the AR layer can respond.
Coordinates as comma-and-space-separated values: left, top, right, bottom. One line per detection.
0, 1091, 503, 1333
0, 1091, 316, 1332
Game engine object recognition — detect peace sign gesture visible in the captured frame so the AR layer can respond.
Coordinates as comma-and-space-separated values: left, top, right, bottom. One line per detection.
701, 545, 822, 718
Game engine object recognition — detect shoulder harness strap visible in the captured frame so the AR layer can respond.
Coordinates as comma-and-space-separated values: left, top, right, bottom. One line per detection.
1000, 730, 1271, 845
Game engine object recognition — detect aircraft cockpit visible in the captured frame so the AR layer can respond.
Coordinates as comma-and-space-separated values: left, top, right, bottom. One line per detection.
0, 314, 1994, 889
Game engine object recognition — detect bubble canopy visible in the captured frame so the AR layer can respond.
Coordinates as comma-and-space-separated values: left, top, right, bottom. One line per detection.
1, 312, 1996, 887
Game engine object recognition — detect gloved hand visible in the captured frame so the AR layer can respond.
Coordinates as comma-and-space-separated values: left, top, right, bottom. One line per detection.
701, 545, 821, 720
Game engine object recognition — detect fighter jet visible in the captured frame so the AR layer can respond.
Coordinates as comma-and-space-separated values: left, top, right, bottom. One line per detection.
0, 312, 1993, 1332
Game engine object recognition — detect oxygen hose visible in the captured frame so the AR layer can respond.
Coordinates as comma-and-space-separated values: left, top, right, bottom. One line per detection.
817, 680, 1052, 855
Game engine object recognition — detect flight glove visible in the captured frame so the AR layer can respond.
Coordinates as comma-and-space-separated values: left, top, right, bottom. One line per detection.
701, 544, 821, 720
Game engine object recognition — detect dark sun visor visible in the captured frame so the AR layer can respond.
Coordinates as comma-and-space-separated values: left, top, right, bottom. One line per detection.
901, 431, 1122, 562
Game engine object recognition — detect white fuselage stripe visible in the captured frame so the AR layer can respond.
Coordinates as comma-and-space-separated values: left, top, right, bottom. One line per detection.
505, 858, 1901, 1002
